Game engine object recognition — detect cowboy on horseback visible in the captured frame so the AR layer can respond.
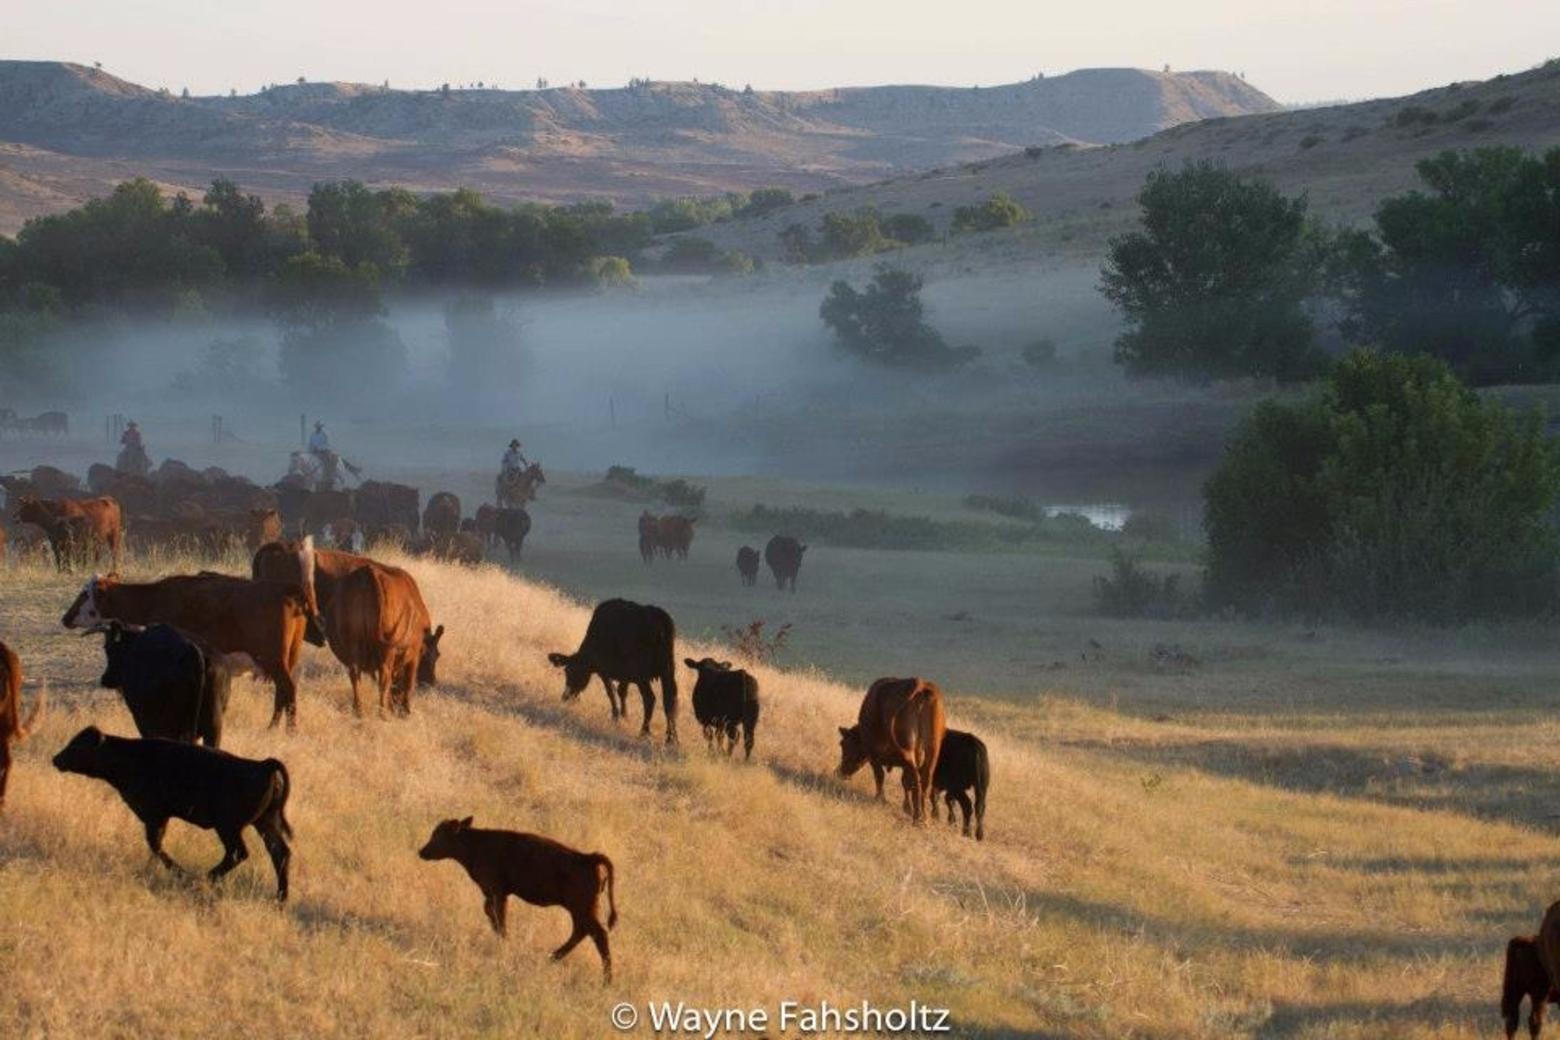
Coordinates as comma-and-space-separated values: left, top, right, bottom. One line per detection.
497, 439, 543, 506
116, 420, 150, 476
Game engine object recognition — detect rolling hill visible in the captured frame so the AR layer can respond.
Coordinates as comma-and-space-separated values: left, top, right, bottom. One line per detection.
0, 60, 1279, 234
674, 58, 1560, 265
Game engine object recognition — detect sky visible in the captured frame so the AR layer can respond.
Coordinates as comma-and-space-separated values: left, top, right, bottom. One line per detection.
6, 0, 1558, 105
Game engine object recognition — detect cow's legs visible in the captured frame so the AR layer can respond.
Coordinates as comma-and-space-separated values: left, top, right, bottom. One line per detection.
600, 677, 620, 721
143, 818, 180, 871
635, 681, 655, 737
209, 827, 250, 881
0, 741, 10, 810
482, 891, 507, 937
724, 722, 739, 757
347, 666, 365, 716
871, 762, 887, 801
257, 818, 291, 902
552, 916, 588, 962
376, 662, 396, 716
950, 791, 974, 835
585, 916, 612, 983
661, 678, 678, 745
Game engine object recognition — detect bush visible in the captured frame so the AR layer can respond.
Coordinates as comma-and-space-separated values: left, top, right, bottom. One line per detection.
720, 620, 792, 664
1121, 510, 1179, 544
881, 213, 934, 245
1094, 550, 1186, 618
1204, 350, 1560, 620
963, 494, 1043, 522
585, 255, 636, 289
951, 192, 1030, 233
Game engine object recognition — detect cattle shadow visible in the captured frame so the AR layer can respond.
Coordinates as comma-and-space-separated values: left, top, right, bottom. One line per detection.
1255, 997, 1490, 1039
432, 678, 681, 765
1024, 889, 1491, 965
1076, 736, 1560, 832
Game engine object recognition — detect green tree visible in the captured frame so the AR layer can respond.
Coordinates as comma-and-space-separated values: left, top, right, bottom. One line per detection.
742, 188, 794, 216
269, 252, 405, 395
882, 213, 935, 245
951, 191, 1030, 232
819, 265, 976, 369
1334, 146, 1560, 384
1204, 349, 1560, 619
1101, 162, 1327, 382
305, 181, 409, 275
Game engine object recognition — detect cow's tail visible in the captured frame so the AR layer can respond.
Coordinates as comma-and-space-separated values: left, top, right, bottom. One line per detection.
594, 854, 618, 929
265, 758, 294, 839
15, 687, 45, 741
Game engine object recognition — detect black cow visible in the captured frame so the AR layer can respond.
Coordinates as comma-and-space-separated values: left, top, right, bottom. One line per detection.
735, 546, 760, 586
764, 535, 806, 591
95, 622, 231, 747
684, 657, 760, 759
52, 726, 293, 900
932, 729, 990, 841
548, 599, 679, 744
495, 507, 531, 562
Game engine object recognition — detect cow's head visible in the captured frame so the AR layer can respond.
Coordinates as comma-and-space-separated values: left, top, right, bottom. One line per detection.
684, 657, 733, 677
547, 651, 592, 700
837, 724, 869, 777
61, 575, 116, 628
95, 620, 139, 689
52, 725, 109, 778
418, 625, 445, 687
418, 816, 474, 860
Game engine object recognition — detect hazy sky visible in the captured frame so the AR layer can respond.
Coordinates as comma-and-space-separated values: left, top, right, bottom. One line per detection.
8, 0, 1557, 104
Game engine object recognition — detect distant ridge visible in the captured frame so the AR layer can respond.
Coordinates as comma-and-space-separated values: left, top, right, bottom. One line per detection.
0, 60, 1279, 231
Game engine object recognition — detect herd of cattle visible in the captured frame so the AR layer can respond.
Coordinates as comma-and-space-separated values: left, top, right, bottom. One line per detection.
0, 457, 986, 984
0, 461, 532, 570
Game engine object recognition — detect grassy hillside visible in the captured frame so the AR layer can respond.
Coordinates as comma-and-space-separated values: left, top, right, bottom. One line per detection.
0, 61, 1278, 235
1, 546, 1555, 1037
679, 58, 1560, 265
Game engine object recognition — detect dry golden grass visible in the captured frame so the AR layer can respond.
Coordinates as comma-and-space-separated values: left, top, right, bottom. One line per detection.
0, 548, 1553, 1038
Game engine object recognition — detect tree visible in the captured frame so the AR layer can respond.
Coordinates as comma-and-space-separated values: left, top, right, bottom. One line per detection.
1204, 349, 1560, 619
445, 294, 522, 389
951, 192, 1029, 232
882, 213, 934, 246
1101, 162, 1327, 382
743, 188, 794, 216
268, 252, 405, 395
1333, 146, 1560, 384
819, 265, 977, 369
305, 181, 408, 276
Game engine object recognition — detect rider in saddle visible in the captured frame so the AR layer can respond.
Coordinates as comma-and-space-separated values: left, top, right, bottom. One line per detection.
501, 439, 529, 479
308, 421, 339, 488
118, 420, 150, 475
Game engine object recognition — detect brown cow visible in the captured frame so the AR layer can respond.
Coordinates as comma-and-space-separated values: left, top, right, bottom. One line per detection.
423, 492, 461, 538
329, 565, 442, 715
61, 566, 322, 730
14, 496, 123, 571
253, 540, 443, 715
1505, 933, 1558, 1038
475, 504, 499, 548
837, 677, 947, 824
656, 515, 695, 560
419, 817, 618, 982
637, 511, 658, 564
0, 639, 45, 810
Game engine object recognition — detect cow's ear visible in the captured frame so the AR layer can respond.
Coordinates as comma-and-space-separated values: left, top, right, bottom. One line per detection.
683, 658, 697, 669
719, 660, 732, 670
459, 816, 474, 830
838, 726, 850, 737
546, 652, 569, 667
432, 624, 445, 642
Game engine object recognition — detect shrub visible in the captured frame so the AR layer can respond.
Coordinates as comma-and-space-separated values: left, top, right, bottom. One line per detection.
720, 620, 792, 664
964, 494, 1043, 522
881, 213, 934, 246
951, 192, 1030, 233
1299, 134, 1323, 149
585, 255, 636, 289
820, 265, 977, 369
1094, 550, 1186, 618
1204, 350, 1560, 620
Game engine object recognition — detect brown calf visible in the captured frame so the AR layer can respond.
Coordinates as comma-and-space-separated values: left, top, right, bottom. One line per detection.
15, 495, 123, 571
838, 677, 947, 824
0, 640, 45, 809
419, 817, 618, 982
1505, 934, 1558, 1038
